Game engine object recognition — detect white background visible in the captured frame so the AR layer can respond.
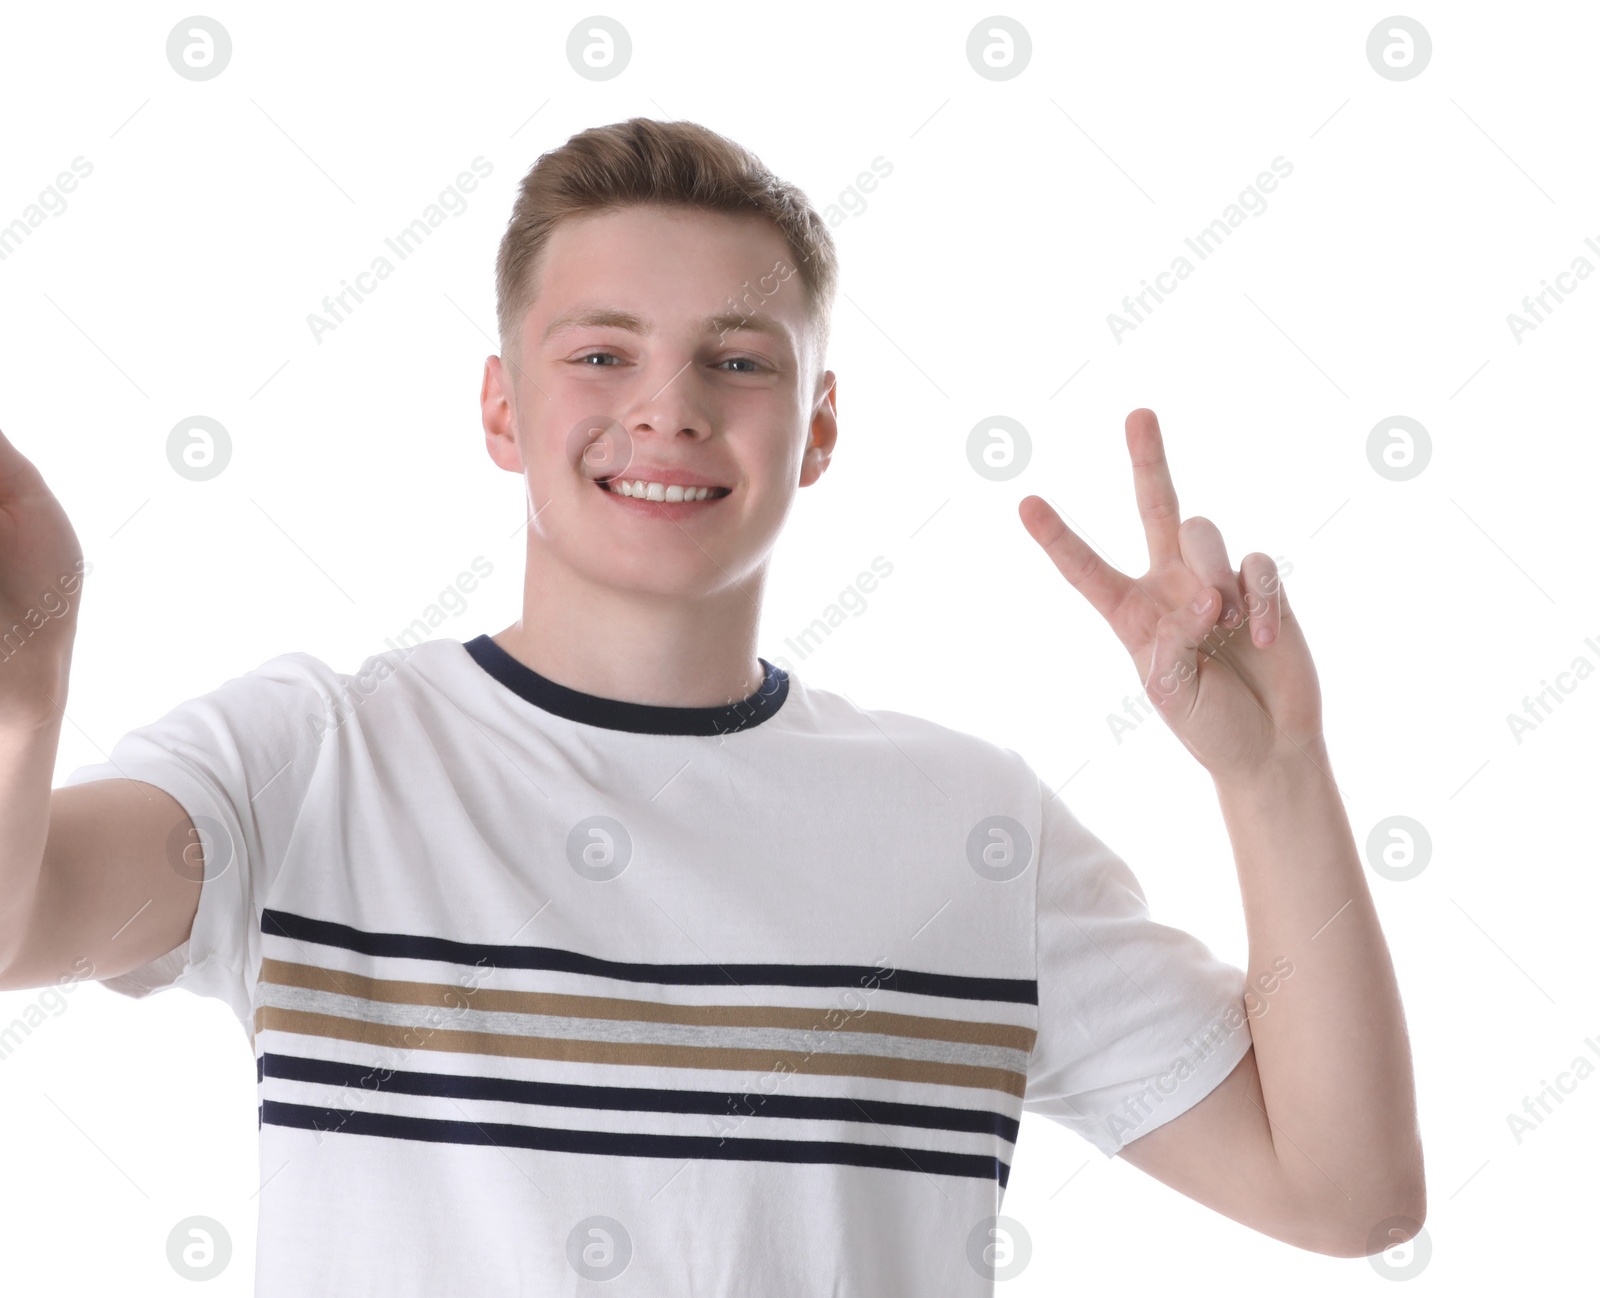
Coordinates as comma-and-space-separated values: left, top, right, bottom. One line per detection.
1, 1, 1595, 1293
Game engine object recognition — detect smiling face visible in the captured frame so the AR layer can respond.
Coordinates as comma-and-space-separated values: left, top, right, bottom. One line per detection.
482, 204, 837, 604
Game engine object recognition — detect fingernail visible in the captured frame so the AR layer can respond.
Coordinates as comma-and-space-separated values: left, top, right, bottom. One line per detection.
1192, 591, 1214, 614
1256, 624, 1275, 645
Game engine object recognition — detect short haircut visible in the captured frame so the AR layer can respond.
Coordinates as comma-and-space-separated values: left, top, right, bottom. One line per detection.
495, 118, 838, 378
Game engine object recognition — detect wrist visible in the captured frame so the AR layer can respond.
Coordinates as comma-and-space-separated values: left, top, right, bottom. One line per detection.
1211, 733, 1333, 804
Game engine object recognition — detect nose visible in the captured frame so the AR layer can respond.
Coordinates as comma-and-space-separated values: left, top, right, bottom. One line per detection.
623, 357, 715, 446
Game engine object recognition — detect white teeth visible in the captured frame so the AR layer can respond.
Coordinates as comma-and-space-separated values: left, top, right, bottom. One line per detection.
605, 478, 723, 501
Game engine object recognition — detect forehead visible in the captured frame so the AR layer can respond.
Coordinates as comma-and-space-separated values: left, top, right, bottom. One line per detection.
535, 205, 806, 343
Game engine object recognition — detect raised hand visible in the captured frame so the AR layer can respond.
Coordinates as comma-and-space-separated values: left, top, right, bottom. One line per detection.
1018, 408, 1323, 782
0, 426, 86, 730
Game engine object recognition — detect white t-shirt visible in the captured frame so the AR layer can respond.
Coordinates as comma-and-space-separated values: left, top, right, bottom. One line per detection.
63, 635, 1252, 1296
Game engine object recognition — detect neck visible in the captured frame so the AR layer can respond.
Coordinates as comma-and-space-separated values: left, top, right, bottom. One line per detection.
494, 548, 769, 708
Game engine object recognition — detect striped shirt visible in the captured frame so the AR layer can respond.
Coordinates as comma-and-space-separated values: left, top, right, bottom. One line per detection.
64, 634, 1250, 1295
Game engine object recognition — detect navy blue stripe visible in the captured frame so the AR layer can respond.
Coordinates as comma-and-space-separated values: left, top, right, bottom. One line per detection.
261, 908, 1039, 1005
262, 1051, 1020, 1144
463, 634, 788, 735
262, 1099, 1010, 1186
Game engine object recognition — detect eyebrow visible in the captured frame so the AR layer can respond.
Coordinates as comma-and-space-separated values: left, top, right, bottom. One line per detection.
541, 306, 793, 349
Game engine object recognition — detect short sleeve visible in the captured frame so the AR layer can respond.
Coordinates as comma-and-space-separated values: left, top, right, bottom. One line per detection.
1024, 778, 1252, 1157
59, 652, 334, 1039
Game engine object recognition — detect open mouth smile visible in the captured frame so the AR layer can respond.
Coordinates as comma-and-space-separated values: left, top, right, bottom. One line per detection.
596, 477, 733, 509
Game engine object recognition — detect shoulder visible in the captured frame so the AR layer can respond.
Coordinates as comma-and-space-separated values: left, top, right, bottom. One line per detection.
779, 672, 1039, 794
276, 638, 465, 729
193, 639, 450, 733
290, 637, 463, 693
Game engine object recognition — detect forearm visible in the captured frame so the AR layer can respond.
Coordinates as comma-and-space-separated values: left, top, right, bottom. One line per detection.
1213, 738, 1425, 1236
0, 709, 67, 968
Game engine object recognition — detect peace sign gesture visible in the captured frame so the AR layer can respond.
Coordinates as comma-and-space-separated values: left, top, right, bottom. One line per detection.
1018, 409, 1324, 782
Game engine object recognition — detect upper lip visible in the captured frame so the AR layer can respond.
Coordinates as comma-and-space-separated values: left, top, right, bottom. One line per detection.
597, 466, 731, 490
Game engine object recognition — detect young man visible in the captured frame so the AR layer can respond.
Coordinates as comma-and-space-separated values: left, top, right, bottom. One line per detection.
0, 118, 1423, 1293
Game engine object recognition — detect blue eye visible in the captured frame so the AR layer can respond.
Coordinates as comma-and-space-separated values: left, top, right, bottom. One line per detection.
571, 352, 766, 372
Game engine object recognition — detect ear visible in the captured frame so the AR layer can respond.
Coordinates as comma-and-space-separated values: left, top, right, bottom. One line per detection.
800, 370, 838, 487
482, 355, 523, 473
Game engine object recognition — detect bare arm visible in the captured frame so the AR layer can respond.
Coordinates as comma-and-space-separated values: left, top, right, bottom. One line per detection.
0, 423, 204, 991
0, 718, 67, 969
1, 778, 203, 991
1118, 741, 1426, 1258
1019, 410, 1423, 1257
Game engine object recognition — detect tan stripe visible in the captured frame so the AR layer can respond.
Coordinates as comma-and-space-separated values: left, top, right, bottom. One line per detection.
253, 1005, 1029, 1097
258, 956, 1038, 1052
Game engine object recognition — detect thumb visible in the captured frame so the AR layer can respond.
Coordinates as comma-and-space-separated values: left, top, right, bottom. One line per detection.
1144, 587, 1219, 723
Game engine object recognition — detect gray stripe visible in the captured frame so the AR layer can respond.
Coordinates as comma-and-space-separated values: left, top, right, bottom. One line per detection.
257, 982, 1030, 1073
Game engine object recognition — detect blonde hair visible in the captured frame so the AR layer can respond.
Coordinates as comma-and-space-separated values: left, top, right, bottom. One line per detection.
495, 118, 838, 376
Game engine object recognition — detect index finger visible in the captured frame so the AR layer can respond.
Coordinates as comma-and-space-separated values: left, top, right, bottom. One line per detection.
1126, 408, 1182, 571
1018, 494, 1140, 633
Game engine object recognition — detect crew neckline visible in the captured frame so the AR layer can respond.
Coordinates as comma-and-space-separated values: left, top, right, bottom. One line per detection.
460, 634, 789, 736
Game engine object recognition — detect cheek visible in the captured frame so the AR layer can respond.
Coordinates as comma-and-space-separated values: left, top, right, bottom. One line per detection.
739, 460, 804, 530
749, 448, 801, 498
